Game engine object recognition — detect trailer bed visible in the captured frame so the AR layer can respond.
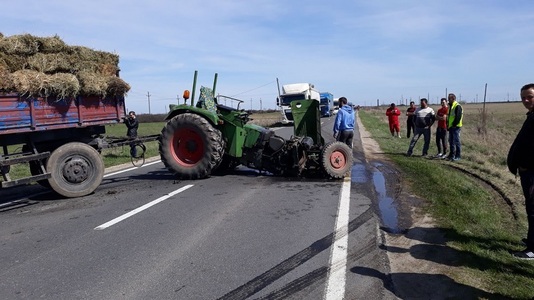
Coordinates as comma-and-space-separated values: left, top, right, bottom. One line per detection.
0, 93, 125, 137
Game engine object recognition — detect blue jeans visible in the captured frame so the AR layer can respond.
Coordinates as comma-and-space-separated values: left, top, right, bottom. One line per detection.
407, 127, 431, 156
448, 127, 461, 159
520, 169, 534, 250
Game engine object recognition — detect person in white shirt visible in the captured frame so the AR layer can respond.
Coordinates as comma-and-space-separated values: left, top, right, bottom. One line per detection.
406, 98, 435, 157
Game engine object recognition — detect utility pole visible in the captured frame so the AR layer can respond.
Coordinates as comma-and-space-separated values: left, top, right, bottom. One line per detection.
250, 98, 253, 110
147, 91, 151, 114
260, 98, 262, 111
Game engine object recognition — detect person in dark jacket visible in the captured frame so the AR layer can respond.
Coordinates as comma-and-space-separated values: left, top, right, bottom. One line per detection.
333, 97, 355, 147
507, 83, 534, 260
125, 111, 139, 157
405, 101, 416, 138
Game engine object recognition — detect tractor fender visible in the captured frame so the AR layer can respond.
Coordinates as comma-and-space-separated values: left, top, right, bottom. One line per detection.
165, 104, 220, 126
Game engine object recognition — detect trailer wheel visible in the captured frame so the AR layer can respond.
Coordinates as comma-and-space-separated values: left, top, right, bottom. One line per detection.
159, 113, 224, 179
321, 141, 353, 179
46, 142, 104, 198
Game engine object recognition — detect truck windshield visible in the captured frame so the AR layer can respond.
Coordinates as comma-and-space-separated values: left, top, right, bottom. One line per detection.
280, 94, 306, 106
320, 98, 329, 105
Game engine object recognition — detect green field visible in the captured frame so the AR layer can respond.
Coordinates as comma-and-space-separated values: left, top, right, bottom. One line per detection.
359, 101, 533, 299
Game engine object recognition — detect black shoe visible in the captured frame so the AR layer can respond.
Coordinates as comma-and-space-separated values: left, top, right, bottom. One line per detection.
512, 248, 534, 260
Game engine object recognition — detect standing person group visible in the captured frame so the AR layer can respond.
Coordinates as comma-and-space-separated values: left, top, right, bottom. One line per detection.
445, 93, 463, 161
406, 98, 435, 157
435, 98, 449, 158
507, 83, 534, 260
386, 103, 402, 138
333, 96, 355, 147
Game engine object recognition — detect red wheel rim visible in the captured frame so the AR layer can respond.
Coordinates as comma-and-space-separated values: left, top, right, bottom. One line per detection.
171, 127, 204, 166
329, 150, 347, 169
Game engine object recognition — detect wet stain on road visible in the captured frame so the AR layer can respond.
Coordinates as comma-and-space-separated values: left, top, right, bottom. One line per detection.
371, 163, 402, 234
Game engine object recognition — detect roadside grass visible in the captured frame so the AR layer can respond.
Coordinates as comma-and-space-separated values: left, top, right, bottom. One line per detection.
359, 103, 534, 299
102, 122, 164, 167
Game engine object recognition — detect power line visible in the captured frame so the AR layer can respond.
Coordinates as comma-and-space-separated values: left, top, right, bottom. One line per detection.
230, 80, 276, 98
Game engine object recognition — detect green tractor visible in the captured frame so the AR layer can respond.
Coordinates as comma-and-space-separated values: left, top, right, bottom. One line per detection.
158, 72, 352, 179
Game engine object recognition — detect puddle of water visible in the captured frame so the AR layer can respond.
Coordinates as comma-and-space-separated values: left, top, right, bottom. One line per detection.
351, 163, 367, 183
372, 168, 401, 234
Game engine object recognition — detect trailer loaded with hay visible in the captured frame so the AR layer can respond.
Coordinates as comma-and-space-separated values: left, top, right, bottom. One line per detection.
0, 33, 131, 198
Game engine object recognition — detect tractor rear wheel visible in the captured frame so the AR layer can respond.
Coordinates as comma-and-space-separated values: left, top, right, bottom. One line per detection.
159, 113, 224, 179
321, 141, 353, 179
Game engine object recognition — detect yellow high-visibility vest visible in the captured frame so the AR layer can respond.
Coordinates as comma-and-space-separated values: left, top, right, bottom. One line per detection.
447, 101, 463, 128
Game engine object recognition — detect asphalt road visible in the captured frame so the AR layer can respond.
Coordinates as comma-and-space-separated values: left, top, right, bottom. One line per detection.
0, 116, 399, 299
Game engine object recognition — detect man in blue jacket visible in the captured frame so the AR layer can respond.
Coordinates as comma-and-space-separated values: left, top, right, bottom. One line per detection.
333, 96, 355, 147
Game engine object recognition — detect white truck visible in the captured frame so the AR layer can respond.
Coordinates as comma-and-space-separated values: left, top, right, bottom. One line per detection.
332, 98, 340, 115
276, 83, 320, 124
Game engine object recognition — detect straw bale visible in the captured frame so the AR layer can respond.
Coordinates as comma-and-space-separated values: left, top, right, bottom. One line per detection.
77, 70, 108, 96
27, 52, 76, 73
44, 73, 80, 98
12, 69, 44, 96
0, 34, 40, 55
2, 34, 128, 97
37, 35, 69, 53
106, 76, 130, 97
99, 63, 119, 76
0, 52, 27, 72
12, 70, 80, 98
0, 64, 15, 91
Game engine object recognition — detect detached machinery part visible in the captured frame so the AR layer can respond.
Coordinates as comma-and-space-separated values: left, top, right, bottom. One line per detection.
159, 113, 225, 179
23, 144, 51, 188
321, 141, 353, 178
46, 142, 104, 198
29, 160, 51, 188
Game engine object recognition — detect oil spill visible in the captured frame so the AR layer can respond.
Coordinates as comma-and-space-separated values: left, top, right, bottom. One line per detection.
371, 163, 402, 234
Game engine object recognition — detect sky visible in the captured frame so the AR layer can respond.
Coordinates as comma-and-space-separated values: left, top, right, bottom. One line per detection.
2, 0, 533, 114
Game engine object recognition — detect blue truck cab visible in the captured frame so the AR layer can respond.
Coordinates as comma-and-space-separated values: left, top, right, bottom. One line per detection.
319, 92, 334, 117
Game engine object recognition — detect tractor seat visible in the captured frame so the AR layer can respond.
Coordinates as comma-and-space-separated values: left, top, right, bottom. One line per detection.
216, 104, 238, 112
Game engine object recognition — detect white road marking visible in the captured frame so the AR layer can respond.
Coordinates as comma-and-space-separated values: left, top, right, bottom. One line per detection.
94, 184, 194, 230
324, 176, 351, 300
103, 160, 161, 178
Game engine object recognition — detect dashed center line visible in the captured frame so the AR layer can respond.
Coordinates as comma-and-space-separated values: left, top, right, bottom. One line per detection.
94, 184, 193, 230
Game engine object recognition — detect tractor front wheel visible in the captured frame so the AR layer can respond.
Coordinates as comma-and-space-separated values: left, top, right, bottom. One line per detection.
159, 113, 224, 179
321, 141, 353, 179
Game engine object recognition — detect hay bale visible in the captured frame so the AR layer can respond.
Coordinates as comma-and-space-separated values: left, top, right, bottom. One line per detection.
106, 76, 130, 97
12, 70, 80, 98
27, 52, 75, 74
77, 70, 108, 96
2, 34, 128, 98
44, 73, 80, 98
0, 64, 15, 91
37, 35, 69, 53
12, 69, 44, 96
0, 34, 40, 55
0, 52, 27, 72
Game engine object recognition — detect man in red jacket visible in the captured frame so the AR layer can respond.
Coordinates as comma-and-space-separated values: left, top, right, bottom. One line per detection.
386, 103, 401, 138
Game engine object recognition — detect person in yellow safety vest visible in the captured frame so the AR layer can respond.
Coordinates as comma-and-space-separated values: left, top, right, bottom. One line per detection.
445, 93, 463, 161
